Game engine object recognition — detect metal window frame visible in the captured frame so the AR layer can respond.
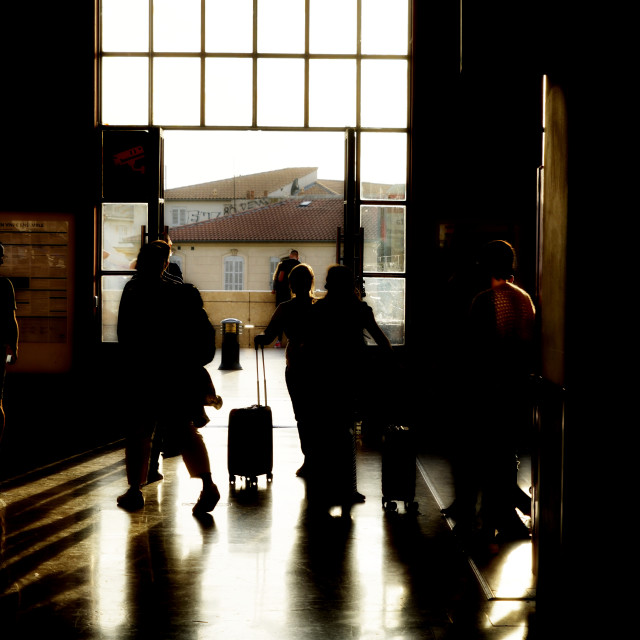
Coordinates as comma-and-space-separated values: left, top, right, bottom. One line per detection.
98, 0, 412, 344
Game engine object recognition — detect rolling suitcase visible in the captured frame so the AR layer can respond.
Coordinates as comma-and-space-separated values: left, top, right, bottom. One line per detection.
227, 345, 274, 487
381, 424, 418, 512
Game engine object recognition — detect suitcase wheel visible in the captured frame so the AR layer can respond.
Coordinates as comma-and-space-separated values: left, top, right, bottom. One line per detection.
382, 497, 397, 511
267, 472, 273, 482
382, 497, 418, 513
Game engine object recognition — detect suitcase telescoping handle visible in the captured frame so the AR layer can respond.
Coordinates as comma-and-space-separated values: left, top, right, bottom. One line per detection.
255, 344, 267, 406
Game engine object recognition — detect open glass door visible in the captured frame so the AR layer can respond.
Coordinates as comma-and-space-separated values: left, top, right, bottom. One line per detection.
342, 129, 407, 346
99, 127, 164, 341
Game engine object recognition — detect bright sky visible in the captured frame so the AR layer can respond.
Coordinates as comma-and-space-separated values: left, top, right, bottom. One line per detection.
101, 0, 409, 189
162, 130, 407, 189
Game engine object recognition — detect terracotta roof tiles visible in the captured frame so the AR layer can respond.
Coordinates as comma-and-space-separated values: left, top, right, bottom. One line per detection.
169, 197, 344, 243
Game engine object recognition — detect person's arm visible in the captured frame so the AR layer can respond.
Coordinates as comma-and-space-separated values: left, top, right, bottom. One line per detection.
2, 280, 18, 363
272, 263, 283, 293
254, 304, 285, 347
5, 309, 18, 364
362, 304, 392, 351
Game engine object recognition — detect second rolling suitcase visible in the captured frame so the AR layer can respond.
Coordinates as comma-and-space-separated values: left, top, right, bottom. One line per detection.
227, 345, 273, 487
381, 424, 418, 512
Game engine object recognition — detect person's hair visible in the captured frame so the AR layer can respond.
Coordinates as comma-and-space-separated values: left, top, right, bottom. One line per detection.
290, 250, 299, 257
477, 240, 516, 280
324, 264, 360, 300
288, 263, 315, 297
136, 240, 171, 276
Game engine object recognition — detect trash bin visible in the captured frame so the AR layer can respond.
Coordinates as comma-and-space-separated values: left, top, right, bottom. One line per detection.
219, 318, 243, 370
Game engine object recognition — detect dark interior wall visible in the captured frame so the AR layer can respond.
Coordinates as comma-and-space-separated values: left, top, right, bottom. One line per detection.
0, 1, 118, 480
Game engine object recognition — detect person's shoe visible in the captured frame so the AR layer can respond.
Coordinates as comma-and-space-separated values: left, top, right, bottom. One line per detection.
441, 500, 461, 519
145, 470, 164, 485
117, 489, 144, 511
193, 484, 221, 515
352, 491, 366, 503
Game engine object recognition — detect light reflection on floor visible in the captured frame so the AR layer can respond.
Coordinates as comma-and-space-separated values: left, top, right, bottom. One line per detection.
0, 349, 536, 639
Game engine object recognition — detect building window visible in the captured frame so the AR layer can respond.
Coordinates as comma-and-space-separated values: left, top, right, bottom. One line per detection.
269, 256, 280, 289
224, 255, 244, 291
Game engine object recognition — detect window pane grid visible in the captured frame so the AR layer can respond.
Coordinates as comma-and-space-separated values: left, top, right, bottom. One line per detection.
99, 0, 410, 343
99, 1, 410, 133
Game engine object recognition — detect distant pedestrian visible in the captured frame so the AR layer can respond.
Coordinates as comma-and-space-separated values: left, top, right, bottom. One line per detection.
271, 250, 301, 346
273, 251, 300, 303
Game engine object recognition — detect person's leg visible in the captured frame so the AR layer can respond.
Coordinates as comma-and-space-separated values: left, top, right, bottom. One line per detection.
178, 420, 220, 514
286, 367, 310, 476
118, 416, 154, 510
146, 424, 164, 484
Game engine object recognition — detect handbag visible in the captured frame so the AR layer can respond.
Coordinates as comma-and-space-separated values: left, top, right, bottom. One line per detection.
199, 367, 223, 409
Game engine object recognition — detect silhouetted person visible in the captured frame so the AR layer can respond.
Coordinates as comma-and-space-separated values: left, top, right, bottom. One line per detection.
0, 243, 18, 449
446, 240, 535, 546
272, 251, 301, 345
141, 240, 218, 484
304, 265, 393, 518
160, 232, 184, 283
117, 241, 220, 515
255, 263, 316, 477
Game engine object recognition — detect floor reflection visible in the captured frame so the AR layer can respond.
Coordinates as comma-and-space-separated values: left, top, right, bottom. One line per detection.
1, 399, 536, 639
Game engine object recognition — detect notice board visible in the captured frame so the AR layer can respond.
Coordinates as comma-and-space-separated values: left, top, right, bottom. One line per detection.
0, 213, 74, 372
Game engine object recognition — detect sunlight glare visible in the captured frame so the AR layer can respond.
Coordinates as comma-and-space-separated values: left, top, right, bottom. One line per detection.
309, 60, 357, 127
361, 60, 408, 128
205, 58, 253, 126
163, 130, 346, 189
101, 58, 148, 125
101, 0, 148, 52
153, 0, 200, 52
309, 0, 357, 54
257, 59, 305, 126
361, 0, 409, 55
153, 58, 201, 125
258, 0, 305, 53
206, 0, 253, 53
493, 543, 534, 599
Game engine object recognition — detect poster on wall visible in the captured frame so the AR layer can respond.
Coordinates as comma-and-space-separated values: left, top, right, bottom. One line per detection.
0, 213, 74, 373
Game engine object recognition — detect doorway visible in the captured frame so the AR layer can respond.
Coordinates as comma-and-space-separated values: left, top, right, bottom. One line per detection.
98, 0, 411, 347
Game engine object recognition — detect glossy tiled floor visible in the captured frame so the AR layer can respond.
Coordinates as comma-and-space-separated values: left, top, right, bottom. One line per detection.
0, 349, 536, 639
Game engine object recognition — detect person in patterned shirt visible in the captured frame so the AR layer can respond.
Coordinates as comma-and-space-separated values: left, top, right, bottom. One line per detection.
447, 240, 536, 548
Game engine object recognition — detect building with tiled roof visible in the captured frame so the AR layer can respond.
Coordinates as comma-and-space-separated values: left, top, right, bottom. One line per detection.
161, 167, 403, 292
165, 167, 322, 227
167, 197, 344, 292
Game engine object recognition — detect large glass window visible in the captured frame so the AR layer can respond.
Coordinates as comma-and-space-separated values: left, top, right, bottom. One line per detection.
99, 0, 410, 345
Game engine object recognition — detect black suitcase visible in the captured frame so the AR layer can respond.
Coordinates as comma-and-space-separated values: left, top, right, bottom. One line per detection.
381, 424, 418, 512
227, 346, 274, 487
